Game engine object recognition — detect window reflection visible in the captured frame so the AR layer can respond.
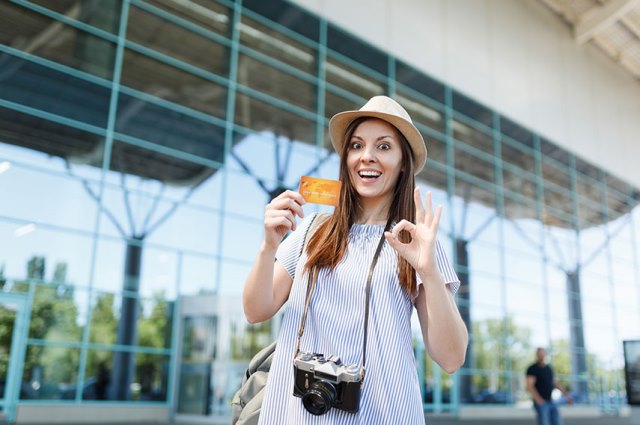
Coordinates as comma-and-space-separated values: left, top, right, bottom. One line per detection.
234, 93, 315, 145
0, 4, 116, 79
120, 49, 228, 119
21, 345, 79, 400
238, 54, 316, 112
326, 57, 384, 100
240, 13, 316, 74
127, 5, 230, 78
28, 0, 122, 34
144, 0, 230, 37
0, 61, 111, 129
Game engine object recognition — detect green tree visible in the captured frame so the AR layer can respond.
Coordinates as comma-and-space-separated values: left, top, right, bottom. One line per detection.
135, 292, 172, 400
85, 293, 118, 376
472, 315, 533, 398
0, 301, 17, 383
16, 257, 82, 396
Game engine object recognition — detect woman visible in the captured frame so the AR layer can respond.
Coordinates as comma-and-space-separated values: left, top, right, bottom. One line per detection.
243, 96, 468, 424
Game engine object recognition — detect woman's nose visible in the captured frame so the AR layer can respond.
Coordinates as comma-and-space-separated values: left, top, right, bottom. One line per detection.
361, 146, 376, 162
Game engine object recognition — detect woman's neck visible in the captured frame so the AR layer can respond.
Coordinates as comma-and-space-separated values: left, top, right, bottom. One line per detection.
354, 199, 390, 225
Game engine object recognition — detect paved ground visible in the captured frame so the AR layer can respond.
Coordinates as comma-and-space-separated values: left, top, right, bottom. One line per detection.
10, 407, 640, 425
22, 413, 632, 425
425, 414, 635, 425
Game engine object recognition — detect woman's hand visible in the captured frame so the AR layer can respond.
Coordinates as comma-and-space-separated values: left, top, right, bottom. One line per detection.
384, 187, 442, 278
263, 190, 306, 250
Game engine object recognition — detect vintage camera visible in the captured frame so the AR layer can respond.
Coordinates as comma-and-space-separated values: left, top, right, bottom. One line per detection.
293, 351, 362, 415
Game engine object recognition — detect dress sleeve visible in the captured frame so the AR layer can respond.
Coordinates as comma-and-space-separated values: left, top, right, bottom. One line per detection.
275, 213, 319, 280
416, 238, 460, 295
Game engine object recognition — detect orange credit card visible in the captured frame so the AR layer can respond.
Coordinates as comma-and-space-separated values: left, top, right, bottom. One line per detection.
299, 176, 341, 206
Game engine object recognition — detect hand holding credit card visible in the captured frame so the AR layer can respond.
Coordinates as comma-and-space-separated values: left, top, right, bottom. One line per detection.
299, 176, 341, 206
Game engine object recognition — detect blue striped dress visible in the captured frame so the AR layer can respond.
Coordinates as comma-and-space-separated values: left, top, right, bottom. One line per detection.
258, 213, 460, 425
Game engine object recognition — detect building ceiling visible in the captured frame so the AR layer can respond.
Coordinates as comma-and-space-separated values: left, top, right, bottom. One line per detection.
540, 0, 640, 81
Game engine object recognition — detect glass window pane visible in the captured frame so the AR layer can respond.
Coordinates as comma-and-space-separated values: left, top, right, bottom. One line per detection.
454, 178, 498, 229
243, 0, 320, 43
500, 116, 533, 150
506, 282, 544, 316
115, 100, 226, 166
89, 292, 118, 345
327, 24, 387, 75
396, 60, 445, 104
21, 345, 80, 400
128, 5, 230, 78
455, 146, 495, 191
144, 0, 230, 38
237, 54, 316, 112
29, 0, 123, 34
138, 295, 174, 349
28, 284, 86, 342
0, 223, 93, 287
452, 91, 492, 129
0, 5, 115, 79
396, 91, 445, 138
0, 61, 111, 128
240, 13, 317, 74
120, 49, 227, 118
0, 163, 98, 233
83, 350, 114, 400
419, 164, 448, 195
234, 93, 316, 145
180, 254, 218, 296
326, 57, 385, 100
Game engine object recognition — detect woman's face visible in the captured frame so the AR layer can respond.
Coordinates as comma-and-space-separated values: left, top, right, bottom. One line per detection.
346, 118, 404, 208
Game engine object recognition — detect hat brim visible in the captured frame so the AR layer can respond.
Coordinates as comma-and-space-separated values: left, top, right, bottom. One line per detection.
329, 110, 427, 175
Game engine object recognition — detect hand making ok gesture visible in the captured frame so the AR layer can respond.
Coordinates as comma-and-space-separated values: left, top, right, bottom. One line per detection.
384, 187, 442, 279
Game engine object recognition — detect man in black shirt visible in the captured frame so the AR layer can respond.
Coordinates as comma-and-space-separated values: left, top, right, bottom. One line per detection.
526, 348, 573, 425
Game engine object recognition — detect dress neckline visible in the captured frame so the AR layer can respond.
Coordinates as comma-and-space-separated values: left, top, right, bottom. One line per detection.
350, 223, 386, 236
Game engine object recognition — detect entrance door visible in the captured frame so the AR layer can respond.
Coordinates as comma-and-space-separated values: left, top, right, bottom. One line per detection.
174, 294, 266, 420
0, 293, 28, 423
175, 296, 218, 417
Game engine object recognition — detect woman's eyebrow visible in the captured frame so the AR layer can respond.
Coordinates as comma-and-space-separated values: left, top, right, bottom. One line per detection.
350, 135, 394, 141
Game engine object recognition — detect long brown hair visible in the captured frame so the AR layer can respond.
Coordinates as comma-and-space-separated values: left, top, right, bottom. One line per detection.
304, 117, 418, 295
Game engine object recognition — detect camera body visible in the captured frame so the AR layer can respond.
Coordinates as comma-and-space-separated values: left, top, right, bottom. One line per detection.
293, 351, 362, 415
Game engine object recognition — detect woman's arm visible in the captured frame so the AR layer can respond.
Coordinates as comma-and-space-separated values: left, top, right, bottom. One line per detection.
242, 190, 305, 324
385, 187, 468, 373
414, 273, 468, 373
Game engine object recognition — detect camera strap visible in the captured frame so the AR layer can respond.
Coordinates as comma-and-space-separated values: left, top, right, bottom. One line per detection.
294, 221, 391, 384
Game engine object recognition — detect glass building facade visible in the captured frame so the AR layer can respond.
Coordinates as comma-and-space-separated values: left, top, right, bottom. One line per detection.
1, 0, 639, 421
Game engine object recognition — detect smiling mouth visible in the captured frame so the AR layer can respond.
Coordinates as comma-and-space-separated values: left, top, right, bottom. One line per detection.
358, 170, 382, 180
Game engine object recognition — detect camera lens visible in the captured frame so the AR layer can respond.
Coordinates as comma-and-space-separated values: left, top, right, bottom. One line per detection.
301, 381, 337, 415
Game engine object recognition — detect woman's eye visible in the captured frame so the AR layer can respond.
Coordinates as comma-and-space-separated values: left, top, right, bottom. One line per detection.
350, 142, 362, 149
379, 143, 391, 150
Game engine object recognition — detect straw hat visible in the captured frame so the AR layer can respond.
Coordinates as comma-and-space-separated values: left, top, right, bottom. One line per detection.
328, 95, 427, 174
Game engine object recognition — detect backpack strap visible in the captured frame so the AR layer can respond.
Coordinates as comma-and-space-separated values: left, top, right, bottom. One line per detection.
298, 212, 327, 258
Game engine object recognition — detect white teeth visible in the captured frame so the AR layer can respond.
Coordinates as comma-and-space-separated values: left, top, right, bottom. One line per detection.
359, 170, 381, 178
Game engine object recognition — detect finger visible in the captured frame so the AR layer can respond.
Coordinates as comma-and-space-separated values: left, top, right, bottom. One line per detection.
425, 191, 434, 224
269, 196, 304, 219
272, 189, 306, 211
268, 209, 297, 231
283, 189, 307, 206
265, 216, 294, 234
391, 219, 415, 238
414, 187, 425, 223
431, 205, 443, 232
286, 198, 305, 219
385, 232, 407, 257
